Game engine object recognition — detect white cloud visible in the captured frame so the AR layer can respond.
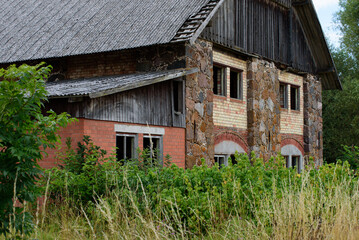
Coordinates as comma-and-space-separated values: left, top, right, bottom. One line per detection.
312, 0, 339, 9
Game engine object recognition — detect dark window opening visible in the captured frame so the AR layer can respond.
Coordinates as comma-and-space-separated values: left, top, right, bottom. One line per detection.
143, 136, 161, 162
116, 135, 135, 162
285, 155, 301, 173
173, 80, 183, 114
213, 66, 226, 96
215, 155, 226, 168
290, 86, 300, 110
230, 154, 238, 165
230, 70, 242, 99
280, 83, 288, 109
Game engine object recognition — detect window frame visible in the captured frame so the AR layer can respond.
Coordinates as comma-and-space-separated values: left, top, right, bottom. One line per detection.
290, 85, 300, 111
213, 65, 226, 96
280, 82, 288, 109
230, 69, 243, 100
172, 79, 184, 115
116, 134, 138, 162
143, 135, 163, 164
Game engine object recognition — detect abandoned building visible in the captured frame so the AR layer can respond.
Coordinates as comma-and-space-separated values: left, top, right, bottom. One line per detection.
0, 0, 341, 170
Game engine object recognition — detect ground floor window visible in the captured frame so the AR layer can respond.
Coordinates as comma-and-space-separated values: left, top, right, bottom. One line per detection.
215, 155, 226, 167
284, 155, 301, 172
116, 134, 136, 161
143, 135, 162, 165
281, 144, 303, 173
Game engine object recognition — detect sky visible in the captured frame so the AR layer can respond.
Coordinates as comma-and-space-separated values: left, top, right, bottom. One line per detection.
312, 0, 342, 47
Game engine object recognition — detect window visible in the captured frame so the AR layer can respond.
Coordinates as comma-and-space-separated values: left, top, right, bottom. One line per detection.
285, 155, 301, 173
173, 80, 184, 114
230, 70, 243, 99
213, 66, 226, 96
143, 136, 162, 163
215, 155, 226, 167
116, 135, 136, 161
280, 83, 288, 109
290, 86, 300, 110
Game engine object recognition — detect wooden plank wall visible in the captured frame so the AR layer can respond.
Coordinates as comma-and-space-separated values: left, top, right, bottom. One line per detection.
46, 80, 185, 128
201, 0, 315, 73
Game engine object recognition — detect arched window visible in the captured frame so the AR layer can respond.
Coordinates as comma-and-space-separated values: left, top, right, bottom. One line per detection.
214, 141, 245, 167
281, 144, 303, 173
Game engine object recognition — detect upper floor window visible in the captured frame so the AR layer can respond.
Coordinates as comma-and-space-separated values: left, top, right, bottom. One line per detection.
280, 83, 288, 109
290, 85, 300, 111
230, 70, 243, 100
172, 80, 184, 114
213, 66, 226, 96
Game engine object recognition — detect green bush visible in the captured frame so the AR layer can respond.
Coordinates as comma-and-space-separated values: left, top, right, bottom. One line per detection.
0, 64, 74, 236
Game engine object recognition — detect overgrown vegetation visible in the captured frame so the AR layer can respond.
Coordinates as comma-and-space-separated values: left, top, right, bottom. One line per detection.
0, 64, 74, 236
8, 137, 354, 239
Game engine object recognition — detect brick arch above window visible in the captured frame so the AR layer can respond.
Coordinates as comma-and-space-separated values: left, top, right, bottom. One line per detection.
214, 131, 248, 154
281, 137, 304, 156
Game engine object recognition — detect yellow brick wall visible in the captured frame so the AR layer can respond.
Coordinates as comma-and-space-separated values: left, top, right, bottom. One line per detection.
279, 72, 304, 135
213, 50, 247, 129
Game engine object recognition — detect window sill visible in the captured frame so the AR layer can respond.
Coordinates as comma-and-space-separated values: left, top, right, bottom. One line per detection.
214, 95, 227, 100
229, 98, 245, 104
280, 108, 289, 112
290, 109, 301, 114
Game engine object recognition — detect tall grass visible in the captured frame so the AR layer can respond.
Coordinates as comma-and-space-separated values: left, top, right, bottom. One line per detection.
24, 159, 359, 240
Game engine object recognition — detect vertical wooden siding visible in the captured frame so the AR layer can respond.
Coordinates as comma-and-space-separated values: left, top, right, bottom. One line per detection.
46, 80, 185, 128
201, 0, 315, 73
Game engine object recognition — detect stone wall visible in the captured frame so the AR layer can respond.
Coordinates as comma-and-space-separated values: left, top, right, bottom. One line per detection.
185, 40, 215, 168
303, 74, 323, 165
247, 58, 281, 159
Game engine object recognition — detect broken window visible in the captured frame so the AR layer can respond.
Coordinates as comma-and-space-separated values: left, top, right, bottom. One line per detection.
143, 136, 162, 165
214, 155, 226, 167
116, 135, 136, 161
290, 85, 300, 110
230, 70, 243, 99
280, 83, 288, 109
173, 80, 184, 114
213, 66, 226, 96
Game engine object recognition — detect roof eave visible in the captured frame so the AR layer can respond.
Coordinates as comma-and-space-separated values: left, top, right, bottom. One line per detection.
292, 0, 342, 90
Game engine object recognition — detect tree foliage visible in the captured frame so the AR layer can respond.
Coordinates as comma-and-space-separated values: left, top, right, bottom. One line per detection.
323, 0, 359, 164
0, 63, 74, 236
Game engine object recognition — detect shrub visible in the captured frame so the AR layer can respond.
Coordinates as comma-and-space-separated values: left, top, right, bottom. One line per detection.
0, 64, 74, 236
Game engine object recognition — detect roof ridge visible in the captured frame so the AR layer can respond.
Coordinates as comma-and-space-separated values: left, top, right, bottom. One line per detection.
171, 0, 221, 43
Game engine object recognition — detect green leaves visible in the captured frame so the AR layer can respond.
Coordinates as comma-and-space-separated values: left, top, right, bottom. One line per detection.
0, 64, 75, 236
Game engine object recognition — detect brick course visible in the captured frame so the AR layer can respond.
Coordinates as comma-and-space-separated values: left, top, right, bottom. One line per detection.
213, 50, 247, 129
279, 72, 304, 136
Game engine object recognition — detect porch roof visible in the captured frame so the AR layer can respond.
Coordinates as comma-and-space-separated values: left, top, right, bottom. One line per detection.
46, 68, 198, 99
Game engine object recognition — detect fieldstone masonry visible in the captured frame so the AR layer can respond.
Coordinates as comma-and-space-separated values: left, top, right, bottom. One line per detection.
185, 40, 215, 168
247, 58, 281, 159
303, 74, 323, 165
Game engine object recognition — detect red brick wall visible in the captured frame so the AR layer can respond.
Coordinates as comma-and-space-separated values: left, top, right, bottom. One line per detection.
41, 118, 186, 169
